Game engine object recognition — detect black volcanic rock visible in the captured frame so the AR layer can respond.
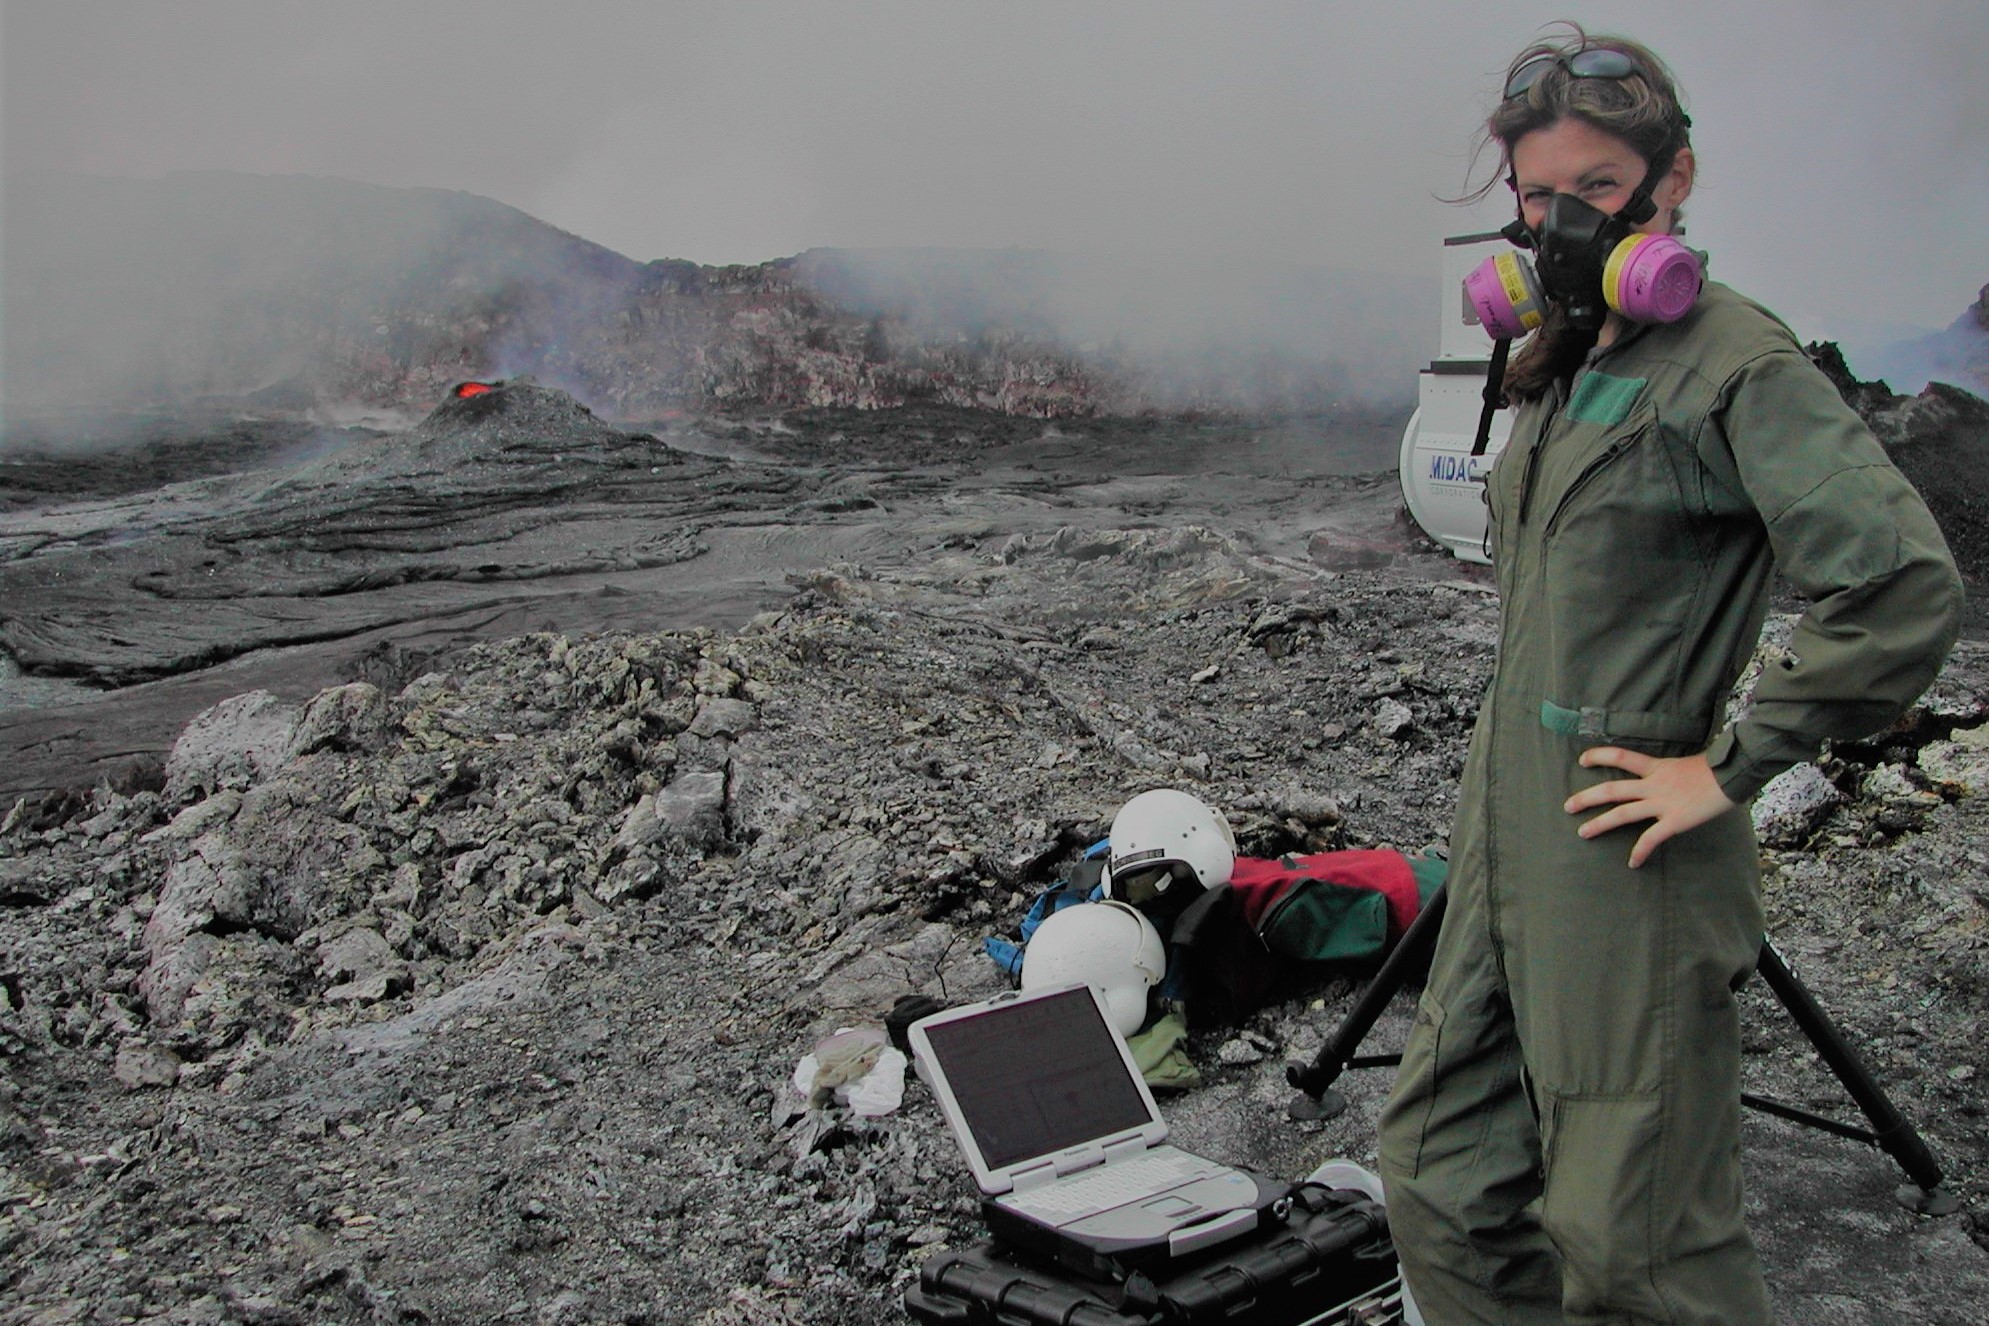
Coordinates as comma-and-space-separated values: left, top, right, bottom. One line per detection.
1805, 340, 1898, 419
1874, 382, 1989, 590
1810, 342, 1989, 627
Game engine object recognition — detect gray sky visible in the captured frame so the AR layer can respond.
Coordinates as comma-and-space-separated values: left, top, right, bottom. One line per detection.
4, 1, 1985, 343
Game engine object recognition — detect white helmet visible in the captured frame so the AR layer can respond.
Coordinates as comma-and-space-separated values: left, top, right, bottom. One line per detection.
1021, 900, 1167, 1037
1106, 789, 1237, 906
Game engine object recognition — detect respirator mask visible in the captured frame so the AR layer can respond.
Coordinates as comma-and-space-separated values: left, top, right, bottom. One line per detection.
1463, 181, 1702, 339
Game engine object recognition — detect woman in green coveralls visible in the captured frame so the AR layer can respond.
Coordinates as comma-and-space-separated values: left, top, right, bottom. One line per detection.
1375, 26, 1963, 1326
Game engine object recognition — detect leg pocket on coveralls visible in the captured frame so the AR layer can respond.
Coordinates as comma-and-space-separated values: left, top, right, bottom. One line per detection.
1378, 991, 1447, 1180
1538, 1089, 1664, 1306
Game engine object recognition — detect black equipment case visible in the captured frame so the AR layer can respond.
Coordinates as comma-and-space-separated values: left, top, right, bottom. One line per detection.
904, 1185, 1404, 1326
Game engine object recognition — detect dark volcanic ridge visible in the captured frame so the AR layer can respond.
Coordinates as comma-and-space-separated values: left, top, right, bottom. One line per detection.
3, 171, 1424, 427
8, 171, 1980, 445
1805, 344, 1989, 620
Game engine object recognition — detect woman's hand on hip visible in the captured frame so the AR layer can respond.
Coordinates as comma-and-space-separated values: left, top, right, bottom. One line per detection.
1564, 747, 1736, 869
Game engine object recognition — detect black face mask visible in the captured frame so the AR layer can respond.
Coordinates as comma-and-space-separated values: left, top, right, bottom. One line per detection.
1502, 181, 1659, 332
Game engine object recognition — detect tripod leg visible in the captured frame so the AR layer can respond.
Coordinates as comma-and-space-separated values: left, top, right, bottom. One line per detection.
1286, 885, 1447, 1119
1753, 938, 1955, 1213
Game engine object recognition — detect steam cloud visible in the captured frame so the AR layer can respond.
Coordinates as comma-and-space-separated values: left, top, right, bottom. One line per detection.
1, 170, 1429, 433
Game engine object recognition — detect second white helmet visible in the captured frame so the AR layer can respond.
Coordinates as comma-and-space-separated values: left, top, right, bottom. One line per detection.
1020, 900, 1166, 1037
1105, 789, 1237, 906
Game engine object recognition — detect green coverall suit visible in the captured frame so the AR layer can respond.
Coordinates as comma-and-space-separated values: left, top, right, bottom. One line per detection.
1376, 281, 1963, 1325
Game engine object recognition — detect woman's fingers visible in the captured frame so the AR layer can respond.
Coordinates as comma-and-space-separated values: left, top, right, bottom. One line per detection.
1563, 748, 1647, 814
1564, 748, 1736, 867
1628, 825, 1671, 870
1564, 776, 1637, 814
1578, 745, 1653, 774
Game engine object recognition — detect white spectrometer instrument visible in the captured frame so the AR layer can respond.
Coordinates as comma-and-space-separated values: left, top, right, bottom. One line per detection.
1397, 232, 1516, 565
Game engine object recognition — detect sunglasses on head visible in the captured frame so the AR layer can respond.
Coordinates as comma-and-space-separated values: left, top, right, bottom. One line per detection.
1504, 47, 1641, 99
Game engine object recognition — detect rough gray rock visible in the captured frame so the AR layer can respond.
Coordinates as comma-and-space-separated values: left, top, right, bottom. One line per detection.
112, 1040, 182, 1090
163, 690, 303, 801
1921, 726, 1989, 794
290, 682, 391, 758
5, 568, 1987, 1324
1752, 763, 1846, 848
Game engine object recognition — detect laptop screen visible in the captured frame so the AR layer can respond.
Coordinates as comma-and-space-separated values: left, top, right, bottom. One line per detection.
918, 985, 1156, 1171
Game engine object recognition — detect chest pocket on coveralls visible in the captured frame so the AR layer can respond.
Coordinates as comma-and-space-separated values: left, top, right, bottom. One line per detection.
1536, 382, 1678, 547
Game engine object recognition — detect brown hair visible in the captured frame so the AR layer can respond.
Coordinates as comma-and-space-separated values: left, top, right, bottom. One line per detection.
1471, 24, 1695, 398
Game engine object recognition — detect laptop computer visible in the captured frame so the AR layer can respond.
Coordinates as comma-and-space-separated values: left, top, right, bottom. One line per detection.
908, 982, 1288, 1280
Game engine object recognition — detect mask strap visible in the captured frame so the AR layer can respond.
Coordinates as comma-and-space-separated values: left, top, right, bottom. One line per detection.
1616, 144, 1679, 226
1615, 177, 1659, 228
1471, 337, 1511, 458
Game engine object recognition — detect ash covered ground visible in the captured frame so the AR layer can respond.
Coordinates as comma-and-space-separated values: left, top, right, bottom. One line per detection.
3, 385, 1989, 1325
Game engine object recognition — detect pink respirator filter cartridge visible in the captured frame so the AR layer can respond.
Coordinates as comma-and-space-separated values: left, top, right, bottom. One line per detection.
1463, 251, 1547, 340
1603, 233, 1702, 325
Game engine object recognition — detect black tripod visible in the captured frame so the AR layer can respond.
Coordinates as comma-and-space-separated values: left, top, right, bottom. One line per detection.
1283, 885, 1957, 1215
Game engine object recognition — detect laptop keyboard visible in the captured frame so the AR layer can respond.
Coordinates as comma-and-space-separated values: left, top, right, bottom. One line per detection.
1005, 1148, 1224, 1220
